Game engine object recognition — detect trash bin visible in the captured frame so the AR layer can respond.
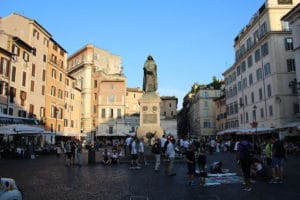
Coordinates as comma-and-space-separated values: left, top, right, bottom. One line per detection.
88, 147, 96, 164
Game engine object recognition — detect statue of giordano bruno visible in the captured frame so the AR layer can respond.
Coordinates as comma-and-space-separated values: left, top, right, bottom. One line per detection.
143, 55, 158, 93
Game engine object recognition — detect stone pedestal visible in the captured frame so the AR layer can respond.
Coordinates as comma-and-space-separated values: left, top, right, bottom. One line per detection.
137, 92, 163, 139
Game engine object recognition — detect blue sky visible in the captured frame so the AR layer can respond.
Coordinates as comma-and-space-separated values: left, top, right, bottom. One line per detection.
1, 0, 264, 108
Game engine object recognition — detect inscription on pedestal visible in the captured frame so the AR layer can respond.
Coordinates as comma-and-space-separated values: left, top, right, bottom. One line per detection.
143, 114, 157, 124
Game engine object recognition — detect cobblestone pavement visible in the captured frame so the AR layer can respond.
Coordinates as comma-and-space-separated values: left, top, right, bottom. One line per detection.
1, 150, 300, 200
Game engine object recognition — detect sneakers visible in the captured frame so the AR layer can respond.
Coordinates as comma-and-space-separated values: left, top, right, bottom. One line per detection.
269, 178, 281, 184
243, 187, 252, 192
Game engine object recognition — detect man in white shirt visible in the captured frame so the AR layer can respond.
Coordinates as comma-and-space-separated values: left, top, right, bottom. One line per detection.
130, 137, 140, 169
166, 138, 176, 176
125, 136, 132, 157
138, 138, 147, 165
160, 135, 167, 152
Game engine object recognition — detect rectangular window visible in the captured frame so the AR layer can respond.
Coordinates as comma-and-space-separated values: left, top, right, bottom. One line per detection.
256, 68, 263, 81
42, 70, 46, 81
23, 52, 29, 62
12, 45, 20, 56
260, 108, 264, 119
101, 108, 106, 118
52, 69, 56, 79
249, 73, 253, 85
255, 49, 261, 62
251, 92, 255, 103
260, 22, 268, 37
242, 78, 247, 89
117, 108, 121, 118
42, 85, 45, 95
93, 105, 97, 113
30, 80, 34, 92
64, 119, 68, 127
246, 38, 252, 50
32, 64, 35, 77
244, 95, 248, 106
110, 108, 113, 118
264, 63, 271, 76
285, 37, 293, 50
20, 91, 26, 106
278, 0, 293, 5
254, 30, 259, 43
11, 66, 16, 82
269, 105, 273, 116
267, 84, 272, 97
94, 80, 97, 88
29, 104, 34, 117
287, 59, 296, 72
0, 57, 9, 77
247, 55, 253, 68
51, 86, 56, 96
237, 66, 241, 76
241, 62, 246, 73
22, 72, 26, 86
261, 42, 269, 57
259, 88, 263, 100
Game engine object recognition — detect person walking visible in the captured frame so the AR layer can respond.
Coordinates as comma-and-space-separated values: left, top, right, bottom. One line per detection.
130, 137, 139, 169
185, 144, 196, 186
197, 148, 207, 185
76, 141, 83, 166
138, 138, 148, 165
151, 138, 161, 172
166, 138, 176, 176
269, 138, 287, 183
237, 137, 254, 192
124, 136, 132, 157
65, 140, 72, 167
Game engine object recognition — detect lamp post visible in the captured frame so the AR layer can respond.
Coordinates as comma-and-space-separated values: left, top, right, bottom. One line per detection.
55, 107, 59, 135
251, 105, 257, 145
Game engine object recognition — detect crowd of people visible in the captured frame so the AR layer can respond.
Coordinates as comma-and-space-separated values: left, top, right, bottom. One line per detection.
53, 133, 297, 194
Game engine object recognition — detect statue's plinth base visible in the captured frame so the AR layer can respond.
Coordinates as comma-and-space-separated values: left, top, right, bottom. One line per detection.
137, 92, 163, 139
137, 125, 164, 139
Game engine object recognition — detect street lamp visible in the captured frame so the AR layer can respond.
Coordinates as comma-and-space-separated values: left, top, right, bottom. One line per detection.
251, 105, 257, 145
55, 107, 59, 135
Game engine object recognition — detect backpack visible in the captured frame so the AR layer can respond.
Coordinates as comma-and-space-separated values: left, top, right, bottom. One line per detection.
151, 143, 160, 154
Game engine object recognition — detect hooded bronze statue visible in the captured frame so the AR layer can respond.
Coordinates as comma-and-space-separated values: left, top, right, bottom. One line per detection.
143, 55, 158, 93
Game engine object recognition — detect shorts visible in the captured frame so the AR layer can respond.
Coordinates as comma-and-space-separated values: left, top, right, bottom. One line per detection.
272, 157, 285, 168
187, 163, 195, 175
